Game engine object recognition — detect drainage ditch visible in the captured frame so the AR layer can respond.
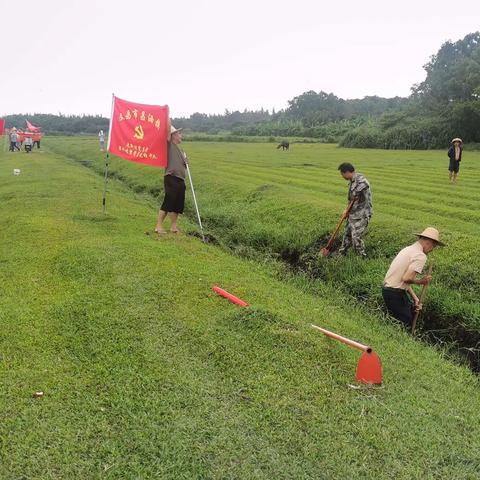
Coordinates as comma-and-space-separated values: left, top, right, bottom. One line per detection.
190, 223, 480, 372
67, 151, 480, 374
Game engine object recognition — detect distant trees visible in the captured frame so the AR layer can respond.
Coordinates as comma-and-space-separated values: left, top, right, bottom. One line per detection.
285, 91, 407, 124
286, 90, 346, 124
3, 33, 479, 148
175, 32, 480, 148
412, 32, 480, 102
172, 94, 408, 141
343, 31, 480, 148
4, 113, 109, 135
174, 109, 272, 134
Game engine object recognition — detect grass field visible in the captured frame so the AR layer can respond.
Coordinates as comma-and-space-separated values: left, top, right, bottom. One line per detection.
47, 138, 480, 369
1, 141, 480, 478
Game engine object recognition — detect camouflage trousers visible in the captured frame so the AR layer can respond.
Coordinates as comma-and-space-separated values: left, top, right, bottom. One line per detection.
338, 216, 370, 256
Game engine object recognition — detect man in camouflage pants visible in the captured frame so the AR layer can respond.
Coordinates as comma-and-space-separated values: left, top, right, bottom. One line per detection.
337, 163, 372, 258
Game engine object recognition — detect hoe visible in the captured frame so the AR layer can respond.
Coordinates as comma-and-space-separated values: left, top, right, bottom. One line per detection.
320, 199, 355, 257
311, 324, 382, 385
411, 263, 433, 334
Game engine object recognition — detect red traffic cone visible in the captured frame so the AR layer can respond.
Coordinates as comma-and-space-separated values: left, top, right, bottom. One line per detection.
356, 350, 382, 385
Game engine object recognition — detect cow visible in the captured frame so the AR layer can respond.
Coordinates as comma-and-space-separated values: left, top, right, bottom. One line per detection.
277, 141, 289, 151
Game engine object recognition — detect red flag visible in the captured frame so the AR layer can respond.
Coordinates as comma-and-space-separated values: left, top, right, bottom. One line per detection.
0, 119, 5, 135
26, 120, 41, 132
108, 96, 169, 168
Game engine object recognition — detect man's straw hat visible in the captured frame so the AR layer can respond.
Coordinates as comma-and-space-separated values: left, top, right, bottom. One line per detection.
451, 137, 463, 144
170, 125, 183, 135
415, 227, 445, 246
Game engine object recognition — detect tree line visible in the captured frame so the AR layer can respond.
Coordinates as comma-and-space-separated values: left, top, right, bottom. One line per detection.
341, 32, 480, 148
174, 31, 480, 149
3, 113, 108, 135
3, 32, 479, 149
172, 95, 408, 142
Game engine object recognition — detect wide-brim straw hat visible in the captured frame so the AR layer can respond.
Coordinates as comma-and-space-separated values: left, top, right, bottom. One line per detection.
451, 137, 463, 144
170, 125, 183, 135
415, 227, 445, 246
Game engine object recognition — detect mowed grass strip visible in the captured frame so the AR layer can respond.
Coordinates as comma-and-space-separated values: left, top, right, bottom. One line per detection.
1, 146, 480, 478
47, 138, 480, 360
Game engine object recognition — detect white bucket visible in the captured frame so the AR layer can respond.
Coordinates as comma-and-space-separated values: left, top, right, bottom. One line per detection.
13, 168, 21, 175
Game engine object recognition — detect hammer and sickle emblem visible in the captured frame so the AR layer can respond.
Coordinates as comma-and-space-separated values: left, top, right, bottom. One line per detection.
133, 125, 144, 140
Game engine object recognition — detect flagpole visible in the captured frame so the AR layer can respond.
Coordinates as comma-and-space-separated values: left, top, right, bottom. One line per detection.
186, 162, 206, 243
103, 93, 115, 214
102, 155, 109, 214
2, 130, 7, 152
1, 120, 7, 152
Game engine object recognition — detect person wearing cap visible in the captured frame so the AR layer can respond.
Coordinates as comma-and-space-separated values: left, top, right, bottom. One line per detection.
337, 162, 373, 258
155, 125, 187, 234
382, 227, 444, 328
447, 138, 463, 184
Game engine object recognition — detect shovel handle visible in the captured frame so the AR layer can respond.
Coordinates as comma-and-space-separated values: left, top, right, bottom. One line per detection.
213, 286, 249, 307
311, 325, 372, 353
411, 263, 433, 334
323, 199, 355, 251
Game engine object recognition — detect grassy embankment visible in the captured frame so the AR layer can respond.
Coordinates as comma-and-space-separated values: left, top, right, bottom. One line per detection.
48, 138, 480, 369
1, 143, 480, 478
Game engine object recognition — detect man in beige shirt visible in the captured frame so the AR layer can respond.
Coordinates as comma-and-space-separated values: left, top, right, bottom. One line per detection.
382, 227, 444, 328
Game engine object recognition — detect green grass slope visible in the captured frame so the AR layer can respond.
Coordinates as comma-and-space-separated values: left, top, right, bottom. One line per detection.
1, 143, 480, 478
47, 138, 480, 368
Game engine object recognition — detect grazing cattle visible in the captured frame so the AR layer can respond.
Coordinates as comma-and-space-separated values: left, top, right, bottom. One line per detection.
277, 141, 289, 150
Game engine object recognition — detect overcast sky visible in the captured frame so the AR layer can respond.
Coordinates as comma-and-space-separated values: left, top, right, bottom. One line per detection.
1, 0, 479, 118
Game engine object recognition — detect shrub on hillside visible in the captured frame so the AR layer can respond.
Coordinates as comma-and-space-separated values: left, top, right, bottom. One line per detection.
340, 127, 383, 148
340, 119, 456, 149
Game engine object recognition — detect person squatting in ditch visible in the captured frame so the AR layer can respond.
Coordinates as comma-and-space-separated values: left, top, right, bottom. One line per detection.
155, 125, 187, 234
337, 162, 372, 258
382, 227, 444, 329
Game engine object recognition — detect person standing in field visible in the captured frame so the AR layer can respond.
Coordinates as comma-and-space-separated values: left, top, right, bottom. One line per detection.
447, 138, 463, 184
155, 125, 187, 234
337, 162, 372, 258
98, 130, 106, 151
33, 132, 41, 149
16, 131, 24, 150
24, 135, 33, 153
382, 227, 444, 329
9, 128, 19, 152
